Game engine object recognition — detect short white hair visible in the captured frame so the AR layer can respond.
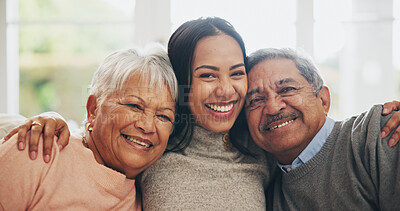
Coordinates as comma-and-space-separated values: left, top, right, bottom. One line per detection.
89, 43, 178, 105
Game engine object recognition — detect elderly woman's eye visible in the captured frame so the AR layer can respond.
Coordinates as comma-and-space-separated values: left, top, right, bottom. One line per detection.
126, 104, 142, 111
157, 114, 172, 122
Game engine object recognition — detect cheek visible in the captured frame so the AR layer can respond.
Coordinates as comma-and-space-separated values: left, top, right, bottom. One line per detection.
246, 111, 260, 132
189, 82, 213, 105
157, 126, 173, 146
233, 79, 248, 98
284, 95, 305, 108
98, 107, 127, 124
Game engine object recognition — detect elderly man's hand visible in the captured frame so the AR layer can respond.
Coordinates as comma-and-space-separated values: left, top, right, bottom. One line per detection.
381, 101, 400, 146
3, 111, 70, 163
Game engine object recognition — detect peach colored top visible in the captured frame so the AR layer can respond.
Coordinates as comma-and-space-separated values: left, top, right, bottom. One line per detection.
0, 135, 140, 211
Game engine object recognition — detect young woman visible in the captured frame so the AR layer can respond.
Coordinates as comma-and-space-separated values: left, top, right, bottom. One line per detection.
4, 17, 400, 210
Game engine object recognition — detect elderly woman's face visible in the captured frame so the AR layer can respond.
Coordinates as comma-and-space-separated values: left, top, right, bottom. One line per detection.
89, 75, 175, 178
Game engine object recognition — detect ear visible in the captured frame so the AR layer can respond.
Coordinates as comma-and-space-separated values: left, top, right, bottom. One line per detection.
86, 95, 98, 123
318, 86, 331, 116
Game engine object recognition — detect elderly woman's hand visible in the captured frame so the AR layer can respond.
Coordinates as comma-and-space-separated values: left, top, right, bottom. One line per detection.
381, 100, 400, 146
3, 111, 70, 163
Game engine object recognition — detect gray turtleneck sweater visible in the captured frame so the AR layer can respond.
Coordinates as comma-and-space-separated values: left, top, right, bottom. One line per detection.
139, 124, 275, 210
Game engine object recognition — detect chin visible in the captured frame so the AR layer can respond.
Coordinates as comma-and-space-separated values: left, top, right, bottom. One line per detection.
203, 121, 234, 133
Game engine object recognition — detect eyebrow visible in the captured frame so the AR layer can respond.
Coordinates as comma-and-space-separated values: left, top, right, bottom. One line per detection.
247, 88, 260, 97
246, 78, 298, 97
276, 78, 297, 86
193, 63, 245, 72
159, 107, 175, 113
127, 94, 144, 103
230, 63, 245, 70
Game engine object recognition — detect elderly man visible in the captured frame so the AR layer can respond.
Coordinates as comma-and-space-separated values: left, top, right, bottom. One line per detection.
245, 48, 400, 210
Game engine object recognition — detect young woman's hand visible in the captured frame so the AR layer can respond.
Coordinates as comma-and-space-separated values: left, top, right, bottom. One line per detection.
3, 112, 70, 162
381, 101, 400, 146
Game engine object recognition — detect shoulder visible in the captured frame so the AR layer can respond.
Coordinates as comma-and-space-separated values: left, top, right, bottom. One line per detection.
0, 133, 84, 175
335, 105, 387, 137
333, 104, 397, 159
0, 113, 26, 139
0, 134, 62, 209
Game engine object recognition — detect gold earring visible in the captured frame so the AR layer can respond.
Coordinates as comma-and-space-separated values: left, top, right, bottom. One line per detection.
85, 122, 93, 132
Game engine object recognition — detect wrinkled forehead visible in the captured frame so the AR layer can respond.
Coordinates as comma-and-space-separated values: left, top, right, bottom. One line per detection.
119, 75, 174, 103
247, 64, 275, 92
247, 59, 304, 91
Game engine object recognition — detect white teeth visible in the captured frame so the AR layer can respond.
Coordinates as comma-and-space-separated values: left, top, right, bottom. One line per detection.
207, 103, 233, 112
269, 120, 294, 130
123, 134, 151, 148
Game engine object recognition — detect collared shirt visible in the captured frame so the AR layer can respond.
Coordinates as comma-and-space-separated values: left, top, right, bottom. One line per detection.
278, 117, 335, 173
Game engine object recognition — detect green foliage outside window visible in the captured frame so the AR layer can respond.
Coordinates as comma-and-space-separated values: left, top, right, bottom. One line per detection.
19, 0, 136, 126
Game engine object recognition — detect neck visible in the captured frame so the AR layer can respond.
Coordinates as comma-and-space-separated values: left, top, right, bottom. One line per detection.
275, 138, 313, 165
275, 117, 328, 165
85, 131, 105, 165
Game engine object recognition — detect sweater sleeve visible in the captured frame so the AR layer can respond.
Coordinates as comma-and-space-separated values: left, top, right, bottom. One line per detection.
353, 105, 400, 209
0, 134, 57, 210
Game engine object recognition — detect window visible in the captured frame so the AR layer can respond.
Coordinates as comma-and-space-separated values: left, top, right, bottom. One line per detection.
15, 0, 136, 126
2, 0, 399, 124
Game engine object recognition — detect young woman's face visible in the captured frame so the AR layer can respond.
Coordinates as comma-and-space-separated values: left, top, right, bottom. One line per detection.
189, 34, 247, 132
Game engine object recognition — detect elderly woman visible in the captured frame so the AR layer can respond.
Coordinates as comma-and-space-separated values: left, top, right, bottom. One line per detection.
0, 44, 177, 210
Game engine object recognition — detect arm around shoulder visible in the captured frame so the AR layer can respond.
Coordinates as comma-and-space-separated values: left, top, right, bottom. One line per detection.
360, 105, 400, 209
0, 134, 57, 210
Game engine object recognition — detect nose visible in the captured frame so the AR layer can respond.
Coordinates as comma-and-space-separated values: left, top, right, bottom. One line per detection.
215, 77, 235, 99
262, 94, 286, 115
134, 113, 156, 134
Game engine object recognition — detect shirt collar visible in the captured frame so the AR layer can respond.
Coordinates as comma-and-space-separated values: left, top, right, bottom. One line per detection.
278, 117, 335, 173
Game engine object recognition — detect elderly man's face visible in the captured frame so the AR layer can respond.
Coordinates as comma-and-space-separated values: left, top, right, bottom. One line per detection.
245, 58, 330, 164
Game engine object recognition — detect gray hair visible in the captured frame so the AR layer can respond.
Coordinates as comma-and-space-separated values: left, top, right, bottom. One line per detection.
247, 48, 324, 95
89, 43, 178, 105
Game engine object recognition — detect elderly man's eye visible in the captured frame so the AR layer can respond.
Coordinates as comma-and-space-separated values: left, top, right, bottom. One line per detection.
278, 86, 298, 96
247, 97, 264, 107
279, 87, 297, 94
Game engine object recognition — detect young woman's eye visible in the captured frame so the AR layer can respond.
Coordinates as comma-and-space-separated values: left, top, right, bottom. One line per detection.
231, 71, 245, 77
157, 114, 172, 122
199, 73, 216, 78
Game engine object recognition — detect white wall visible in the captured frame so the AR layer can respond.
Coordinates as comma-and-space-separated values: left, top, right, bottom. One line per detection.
0, 0, 19, 114
339, 0, 398, 118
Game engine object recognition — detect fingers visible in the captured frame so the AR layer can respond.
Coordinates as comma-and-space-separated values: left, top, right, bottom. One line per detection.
14, 119, 33, 151
388, 129, 399, 147
4, 112, 70, 163
3, 126, 22, 143
381, 109, 400, 146
382, 101, 400, 115
56, 124, 70, 151
42, 118, 57, 163
29, 121, 44, 160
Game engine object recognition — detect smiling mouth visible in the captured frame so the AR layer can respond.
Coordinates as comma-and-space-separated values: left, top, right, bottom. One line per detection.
266, 119, 295, 131
205, 102, 234, 113
122, 134, 153, 148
